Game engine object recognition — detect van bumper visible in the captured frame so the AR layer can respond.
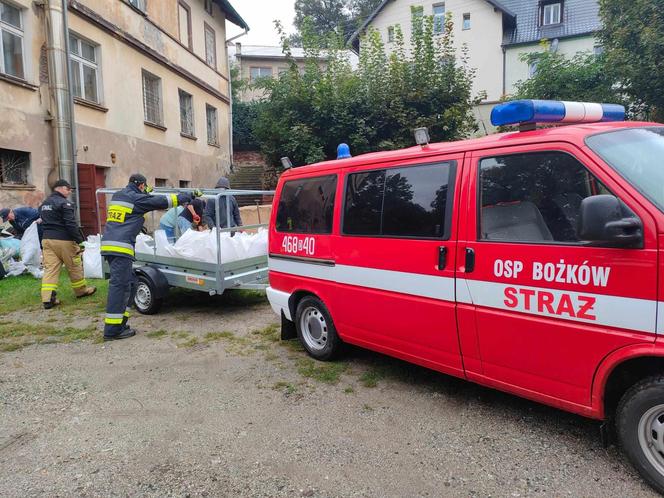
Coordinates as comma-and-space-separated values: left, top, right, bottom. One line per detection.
266, 286, 292, 321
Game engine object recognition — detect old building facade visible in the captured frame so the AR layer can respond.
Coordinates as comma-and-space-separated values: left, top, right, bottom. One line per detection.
0, 0, 247, 233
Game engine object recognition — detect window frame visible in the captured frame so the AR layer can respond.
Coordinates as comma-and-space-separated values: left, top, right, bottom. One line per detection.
204, 22, 217, 69
141, 69, 164, 127
0, 0, 24, 80
387, 25, 395, 43
249, 66, 272, 81
433, 3, 446, 34
475, 149, 624, 246
275, 174, 338, 235
69, 32, 101, 104
204, 0, 213, 16
341, 160, 457, 241
462, 13, 471, 30
0, 148, 29, 186
178, 88, 195, 138
540, 1, 562, 26
177, 0, 193, 50
206, 103, 218, 146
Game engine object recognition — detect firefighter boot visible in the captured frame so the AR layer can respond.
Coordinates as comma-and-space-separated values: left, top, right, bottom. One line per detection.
43, 291, 60, 310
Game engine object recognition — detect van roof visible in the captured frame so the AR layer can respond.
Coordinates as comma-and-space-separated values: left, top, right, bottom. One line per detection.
282, 121, 660, 177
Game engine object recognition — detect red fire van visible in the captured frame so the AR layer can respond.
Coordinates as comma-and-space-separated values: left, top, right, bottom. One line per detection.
266, 100, 664, 492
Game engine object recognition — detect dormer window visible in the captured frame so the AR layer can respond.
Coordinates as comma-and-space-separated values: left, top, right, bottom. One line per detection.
541, 1, 562, 26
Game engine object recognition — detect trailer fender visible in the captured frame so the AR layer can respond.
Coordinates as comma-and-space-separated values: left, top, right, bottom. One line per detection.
134, 265, 170, 299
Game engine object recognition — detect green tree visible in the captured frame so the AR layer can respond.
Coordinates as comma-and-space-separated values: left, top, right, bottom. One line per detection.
599, 0, 664, 120
252, 12, 479, 168
511, 46, 625, 107
291, 0, 383, 43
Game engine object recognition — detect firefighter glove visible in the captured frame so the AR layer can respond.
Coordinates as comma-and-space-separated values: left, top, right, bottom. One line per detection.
192, 189, 203, 198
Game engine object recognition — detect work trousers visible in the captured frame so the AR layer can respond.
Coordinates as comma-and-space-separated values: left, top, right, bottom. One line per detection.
104, 255, 136, 337
41, 239, 87, 303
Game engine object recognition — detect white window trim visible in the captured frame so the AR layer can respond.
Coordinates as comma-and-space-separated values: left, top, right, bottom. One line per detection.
542, 3, 562, 26
0, 1, 25, 80
249, 66, 272, 81
69, 33, 102, 104
142, 69, 163, 126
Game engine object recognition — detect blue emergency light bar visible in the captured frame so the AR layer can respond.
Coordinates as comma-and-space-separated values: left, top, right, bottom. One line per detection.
490, 99, 625, 127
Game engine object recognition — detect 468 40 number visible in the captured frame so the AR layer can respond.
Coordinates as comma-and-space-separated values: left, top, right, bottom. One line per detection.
281, 236, 316, 256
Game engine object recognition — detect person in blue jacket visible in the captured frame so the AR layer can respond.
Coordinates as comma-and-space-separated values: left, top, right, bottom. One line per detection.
0, 206, 42, 240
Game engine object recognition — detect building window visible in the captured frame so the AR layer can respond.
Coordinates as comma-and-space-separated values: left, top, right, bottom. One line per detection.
0, 1, 24, 79
387, 26, 395, 43
154, 178, 168, 188
204, 23, 216, 69
142, 69, 163, 126
127, 0, 146, 12
541, 2, 562, 26
179, 180, 191, 188
250, 67, 272, 81
276, 175, 337, 234
433, 4, 445, 34
206, 104, 218, 146
179, 89, 195, 137
204, 0, 213, 15
69, 33, 100, 103
462, 13, 471, 30
178, 1, 192, 49
0, 148, 29, 185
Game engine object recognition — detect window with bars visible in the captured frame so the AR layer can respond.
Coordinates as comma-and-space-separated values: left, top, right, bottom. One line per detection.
179, 89, 194, 137
206, 104, 218, 146
433, 4, 445, 34
204, 23, 216, 69
179, 180, 191, 188
0, 1, 24, 79
0, 148, 29, 185
69, 33, 100, 103
142, 70, 163, 126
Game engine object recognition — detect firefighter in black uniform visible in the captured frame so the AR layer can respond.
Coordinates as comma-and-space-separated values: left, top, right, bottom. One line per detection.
101, 174, 194, 341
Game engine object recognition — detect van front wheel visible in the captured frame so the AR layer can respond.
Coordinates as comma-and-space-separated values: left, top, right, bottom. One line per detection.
617, 376, 664, 494
295, 296, 342, 361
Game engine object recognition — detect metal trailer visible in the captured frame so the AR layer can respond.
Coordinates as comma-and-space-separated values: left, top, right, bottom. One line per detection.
95, 187, 275, 314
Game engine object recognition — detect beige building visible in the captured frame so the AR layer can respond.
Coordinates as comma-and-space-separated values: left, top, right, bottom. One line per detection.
350, 0, 601, 132
0, 0, 247, 234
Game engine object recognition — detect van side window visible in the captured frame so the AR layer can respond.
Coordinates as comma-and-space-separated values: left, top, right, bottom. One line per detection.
479, 152, 610, 243
275, 175, 337, 234
344, 162, 454, 239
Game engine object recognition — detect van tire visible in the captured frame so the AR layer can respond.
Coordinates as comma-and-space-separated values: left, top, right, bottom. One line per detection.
295, 296, 342, 361
616, 375, 664, 494
134, 275, 163, 315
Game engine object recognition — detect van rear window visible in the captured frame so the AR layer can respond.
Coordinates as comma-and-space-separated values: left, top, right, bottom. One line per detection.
343, 162, 454, 239
275, 175, 337, 234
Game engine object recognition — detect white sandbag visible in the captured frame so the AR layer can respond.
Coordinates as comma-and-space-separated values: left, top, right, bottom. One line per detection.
135, 233, 155, 255
83, 234, 103, 279
218, 231, 241, 263
174, 229, 217, 263
246, 228, 268, 258
154, 229, 178, 258
6, 260, 26, 277
19, 221, 41, 267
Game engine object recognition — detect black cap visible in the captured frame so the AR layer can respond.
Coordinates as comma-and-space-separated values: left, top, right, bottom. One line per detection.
0, 208, 9, 222
129, 173, 147, 185
53, 179, 71, 189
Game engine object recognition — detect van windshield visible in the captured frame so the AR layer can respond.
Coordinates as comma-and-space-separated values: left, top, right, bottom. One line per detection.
586, 127, 664, 212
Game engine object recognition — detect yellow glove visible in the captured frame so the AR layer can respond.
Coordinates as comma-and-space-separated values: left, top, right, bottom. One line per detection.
145, 185, 154, 194
192, 189, 203, 198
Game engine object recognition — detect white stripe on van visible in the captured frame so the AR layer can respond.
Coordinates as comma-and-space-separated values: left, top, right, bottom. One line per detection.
270, 257, 660, 334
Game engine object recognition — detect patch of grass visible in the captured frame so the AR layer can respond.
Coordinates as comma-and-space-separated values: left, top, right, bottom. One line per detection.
362, 404, 374, 412
252, 323, 280, 342
204, 331, 234, 342
272, 381, 297, 394
344, 386, 355, 394
146, 330, 168, 339
359, 368, 385, 388
178, 336, 200, 348
297, 358, 347, 385
0, 272, 108, 314
0, 321, 98, 352
174, 331, 190, 339
283, 339, 305, 352
0, 343, 24, 352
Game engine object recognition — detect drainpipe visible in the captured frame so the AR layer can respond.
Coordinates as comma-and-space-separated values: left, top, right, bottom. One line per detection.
226, 29, 248, 172
44, 0, 79, 222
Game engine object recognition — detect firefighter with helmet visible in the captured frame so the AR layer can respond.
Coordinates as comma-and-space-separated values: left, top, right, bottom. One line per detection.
101, 174, 195, 341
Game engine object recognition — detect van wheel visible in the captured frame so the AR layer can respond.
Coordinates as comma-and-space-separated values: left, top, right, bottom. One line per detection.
134, 275, 163, 315
617, 375, 664, 494
295, 296, 342, 361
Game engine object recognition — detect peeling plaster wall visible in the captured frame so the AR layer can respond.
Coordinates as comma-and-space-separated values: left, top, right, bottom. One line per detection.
0, 0, 232, 210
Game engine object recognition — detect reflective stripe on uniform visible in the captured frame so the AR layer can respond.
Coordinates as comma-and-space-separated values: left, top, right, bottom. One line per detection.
124, 311, 130, 318
100, 240, 135, 257
71, 279, 87, 289
108, 201, 134, 212
105, 313, 124, 325
41, 284, 58, 290
170, 194, 179, 208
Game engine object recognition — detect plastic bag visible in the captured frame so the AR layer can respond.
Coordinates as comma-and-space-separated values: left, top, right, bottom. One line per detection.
135, 233, 155, 255
154, 229, 178, 258
0, 237, 20, 258
83, 235, 103, 279
246, 228, 269, 258
19, 221, 41, 268
6, 260, 26, 277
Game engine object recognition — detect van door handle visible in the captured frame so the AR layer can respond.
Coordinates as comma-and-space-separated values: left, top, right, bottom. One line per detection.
437, 246, 447, 270
465, 248, 475, 273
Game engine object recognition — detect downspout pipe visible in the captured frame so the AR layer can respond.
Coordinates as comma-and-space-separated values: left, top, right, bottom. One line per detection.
44, 0, 79, 222
226, 29, 248, 172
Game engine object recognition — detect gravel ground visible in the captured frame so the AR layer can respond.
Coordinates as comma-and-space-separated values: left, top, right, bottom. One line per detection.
0, 295, 659, 497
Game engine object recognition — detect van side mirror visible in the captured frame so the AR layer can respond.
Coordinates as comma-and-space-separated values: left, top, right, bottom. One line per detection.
578, 195, 643, 248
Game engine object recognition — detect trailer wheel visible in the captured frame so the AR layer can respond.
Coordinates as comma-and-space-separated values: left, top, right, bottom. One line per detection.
134, 275, 163, 315
295, 296, 342, 361
617, 375, 664, 494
